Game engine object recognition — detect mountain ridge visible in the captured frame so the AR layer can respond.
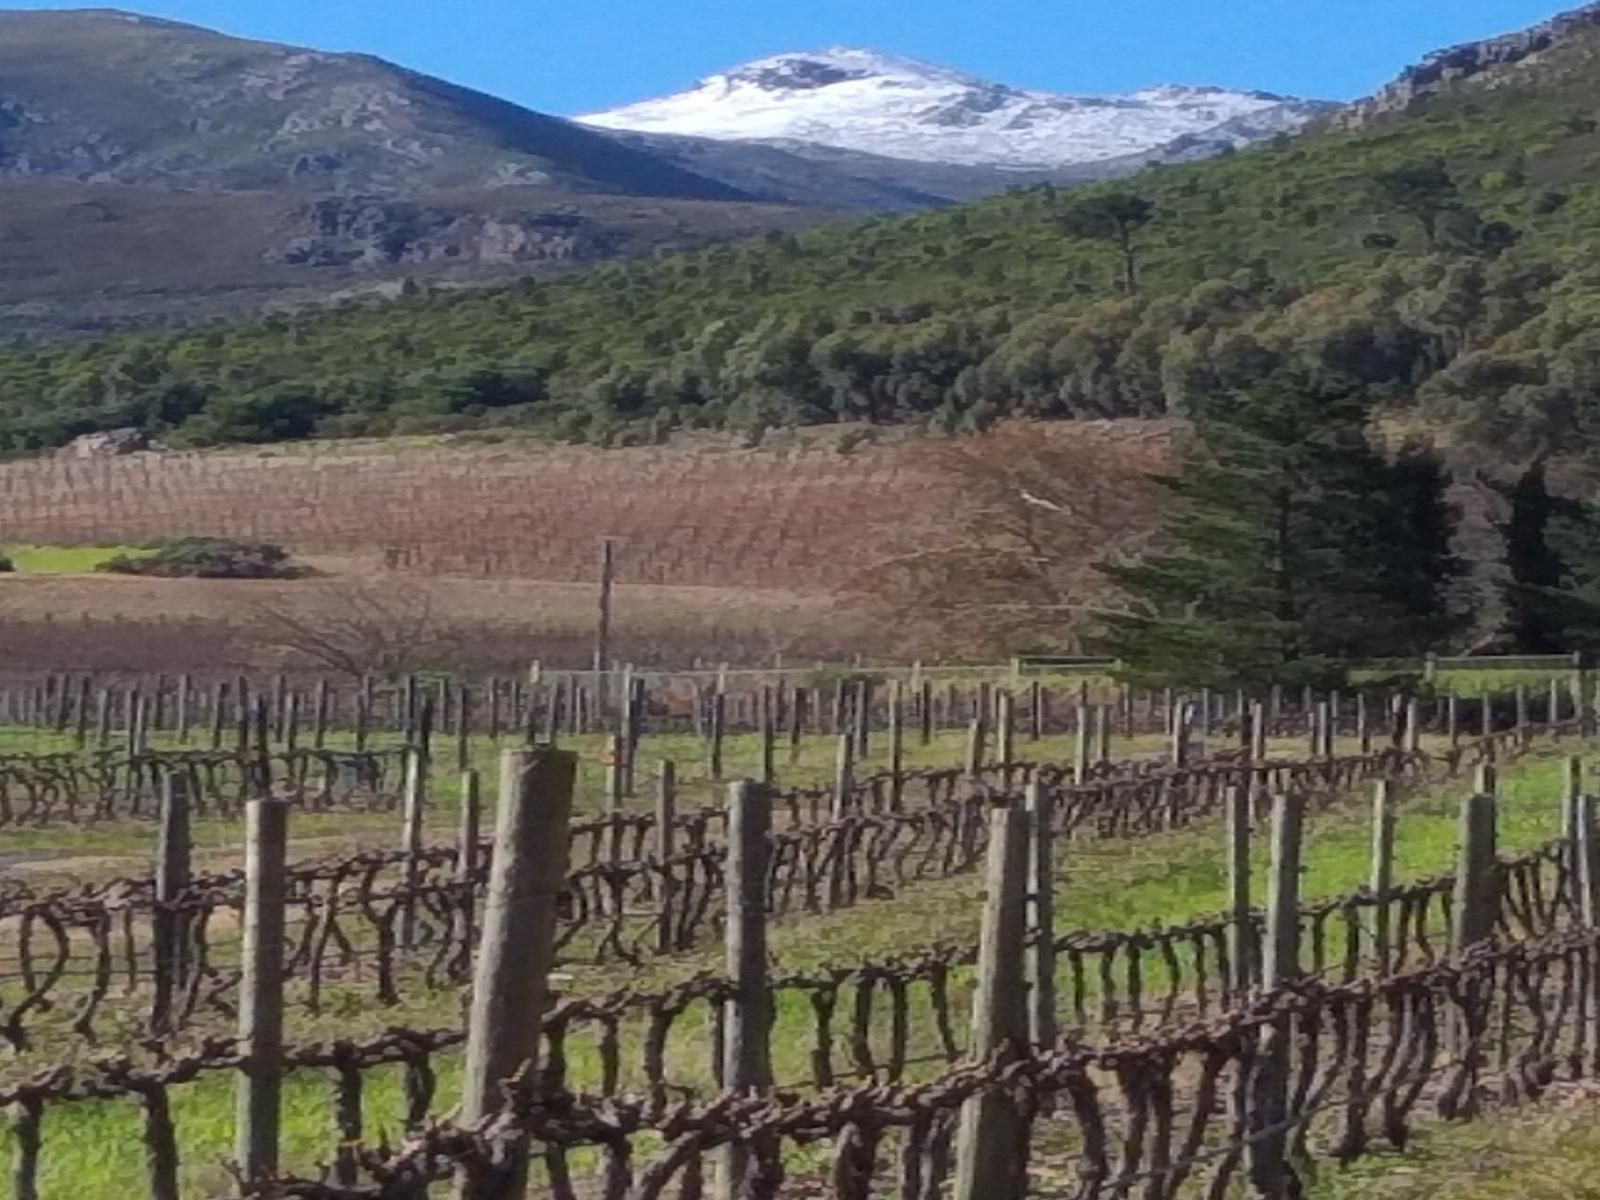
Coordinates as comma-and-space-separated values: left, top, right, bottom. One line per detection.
578, 46, 1335, 169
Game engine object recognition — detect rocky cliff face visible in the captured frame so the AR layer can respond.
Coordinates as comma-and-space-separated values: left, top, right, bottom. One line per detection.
1338, 2, 1600, 127
268, 198, 624, 266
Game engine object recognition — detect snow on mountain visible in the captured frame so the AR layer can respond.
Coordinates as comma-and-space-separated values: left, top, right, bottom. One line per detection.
576, 48, 1331, 170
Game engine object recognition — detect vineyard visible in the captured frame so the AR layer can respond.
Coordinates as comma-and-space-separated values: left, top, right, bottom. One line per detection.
0, 666, 1595, 1198
0, 423, 1172, 671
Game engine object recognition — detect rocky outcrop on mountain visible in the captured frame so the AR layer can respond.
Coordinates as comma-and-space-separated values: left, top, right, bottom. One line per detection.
1337, 2, 1600, 127
268, 197, 624, 266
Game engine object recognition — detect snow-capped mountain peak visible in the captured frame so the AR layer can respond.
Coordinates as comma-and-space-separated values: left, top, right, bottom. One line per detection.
577, 49, 1332, 170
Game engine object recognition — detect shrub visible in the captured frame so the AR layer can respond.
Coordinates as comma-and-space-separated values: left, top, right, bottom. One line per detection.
97, 538, 306, 580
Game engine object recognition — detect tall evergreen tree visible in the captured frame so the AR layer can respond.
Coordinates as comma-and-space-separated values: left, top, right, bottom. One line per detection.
1096, 369, 1467, 688
1498, 460, 1600, 651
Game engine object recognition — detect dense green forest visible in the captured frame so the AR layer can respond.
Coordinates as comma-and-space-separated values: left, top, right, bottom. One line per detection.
12, 27, 1600, 454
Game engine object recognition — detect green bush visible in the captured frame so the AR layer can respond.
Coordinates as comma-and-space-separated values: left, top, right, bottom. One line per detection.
97, 538, 305, 580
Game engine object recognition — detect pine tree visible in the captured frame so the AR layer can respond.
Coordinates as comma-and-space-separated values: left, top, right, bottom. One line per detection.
1499, 460, 1600, 651
1096, 369, 1467, 688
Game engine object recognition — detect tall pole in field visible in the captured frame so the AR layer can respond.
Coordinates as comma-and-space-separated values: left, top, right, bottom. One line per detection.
594, 537, 617, 714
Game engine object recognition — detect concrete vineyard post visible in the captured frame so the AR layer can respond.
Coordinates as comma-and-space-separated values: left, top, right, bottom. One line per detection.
833, 732, 855, 819
1370, 780, 1397, 976
965, 710, 986, 778
717, 781, 775, 1200
953, 798, 1033, 1200
996, 689, 1015, 787
457, 749, 576, 1200
150, 771, 193, 1035
398, 703, 432, 950
236, 797, 289, 1183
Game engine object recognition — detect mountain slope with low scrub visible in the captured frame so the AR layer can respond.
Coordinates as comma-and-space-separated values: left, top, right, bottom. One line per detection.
7, 7, 1600, 458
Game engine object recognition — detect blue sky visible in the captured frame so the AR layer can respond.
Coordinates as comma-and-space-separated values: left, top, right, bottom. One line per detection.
3, 1, 1575, 113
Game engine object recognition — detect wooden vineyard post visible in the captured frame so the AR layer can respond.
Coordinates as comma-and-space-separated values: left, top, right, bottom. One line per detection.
174, 674, 191, 746
236, 796, 289, 1183
1481, 690, 1493, 740
606, 733, 626, 867
1250, 701, 1267, 762
1028, 680, 1043, 742
1264, 792, 1305, 985
313, 678, 331, 751
717, 782, 775, 1200
1227, 784, 1253, 998
854, 679, 872, 758
656, 761, 678, 956
759, 686, 776, 786
1566, 756, 1585, 843
832, 732, 855, 819
150, 771, 193, 1035
1026, 781, 1057, 1052
593, 537, 617, 709
1371, 779, 1398, 976
1582, 653, 1596, 739
72, 675, 90, 749
788, 684, 805, 765
453, 769, 482, 978
707, 689, 725, 782
1096, 704, 1113, 769
887, 681, 905, 811
1356, 691, 1370, 756
919, 678, 934, 747
1074, 694, 1091, 785
953, 798, 1032, 1200
1578, 790, 1600, 929
1249, 791, 1304, 1200
1453, 789, 1500, 953
457, 749, 576, 1200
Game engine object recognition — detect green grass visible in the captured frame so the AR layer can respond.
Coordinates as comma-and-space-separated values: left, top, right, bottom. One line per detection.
2, 543, 151, 573
1309, 1084, 1600, 1199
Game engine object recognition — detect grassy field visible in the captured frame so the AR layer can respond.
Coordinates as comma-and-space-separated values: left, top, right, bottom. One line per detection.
0, 735, 1588, 1197
1, 543, 152, 573
1309, 1083, 1600, 1199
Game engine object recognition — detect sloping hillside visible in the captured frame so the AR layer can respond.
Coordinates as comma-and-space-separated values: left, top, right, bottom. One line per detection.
0, 9, 746, 199
3, 4, 1600, 459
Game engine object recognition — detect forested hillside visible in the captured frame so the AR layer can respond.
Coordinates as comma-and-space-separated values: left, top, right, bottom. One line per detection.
9, 13, 1600, 457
